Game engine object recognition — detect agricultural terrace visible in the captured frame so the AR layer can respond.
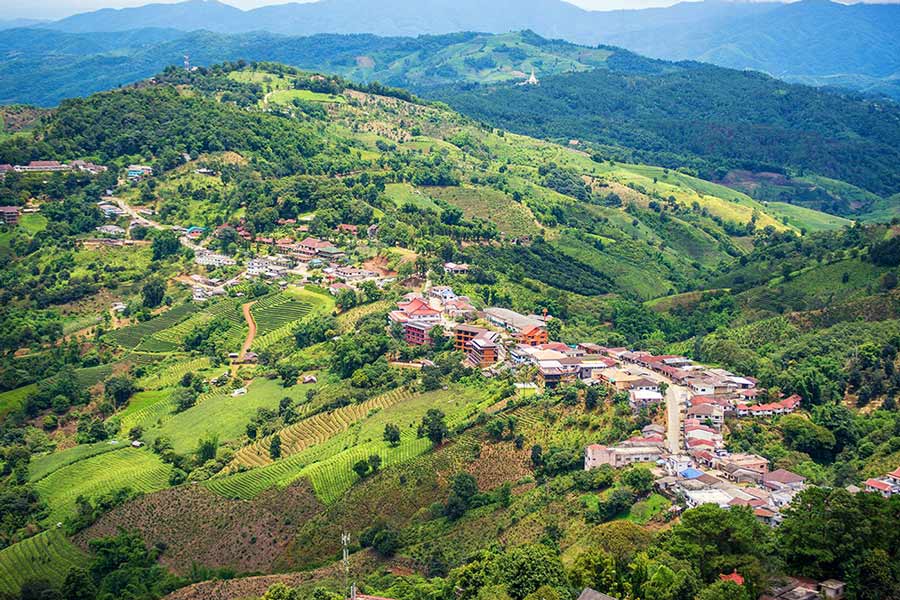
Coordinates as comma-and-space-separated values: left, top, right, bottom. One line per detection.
141, 378, 306, 454
28, 441, 127, 483
207, 385, 499, 504
34, 447, 172, 523
0, 529, 88, 597
251, 287, 335, 349
428, 185, 539, 238
107, 303, 200, 350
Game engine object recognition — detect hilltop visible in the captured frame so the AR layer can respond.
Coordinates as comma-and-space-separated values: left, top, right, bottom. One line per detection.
0, 64, 898, 600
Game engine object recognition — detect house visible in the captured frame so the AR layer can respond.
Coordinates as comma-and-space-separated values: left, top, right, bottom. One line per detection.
537, 359, 581, 388
720, 570, 745, 586
296, 236, 333, 258
643, 424, 666, 437
763, 469, 806, 491
335, 266, 377, 281
578, 355, 616, 381
718, 453, 769, 476
95, 225, 126, 237
629, 389, 663, 410
453, 324, 487, 352
329, 282, 353, 296
127, 164, 153, 179
17, 160, 69, 172
231, 387, 247, 397
483, 307, 546, 333
444, 261, 470, 275
886, 466, 900, 486
666, 455, 693, 476
584, 443, 663, 470
404, 320, 436, 346
428, 286, 457, 302
302, 375, 318, 384
577, 590, 620, 600
686, 403, 725, 429
519, 324, 549, 346
819, 580, 846, 600
684, 488, 734, 509
443, 296, 476, 319
70, 160, 107, 174
337, 223, 359, 236
864, 478, 895, 498
389, 296, 440, 326
628, 377, 660, 393
0, 164, 14, 177
0, 206, 20, 225
195, 252, 236, 267
468, 331, 500, 367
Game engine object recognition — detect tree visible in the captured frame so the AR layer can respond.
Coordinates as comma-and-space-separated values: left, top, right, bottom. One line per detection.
62, 567, 96, 600
261, 583, 300, 600
530, 445, 543, 468
523, 586, 561, 600
495, 544, 568, 600
142, 279, 165, 308
269, 434, 282, 459
696, 581, 750, 600
352, 459, 370, 479
621, 466, 654, 496
104, 375, 135, 409
174, 388, 198, 412
151, 230, 180, 260
419, 409, 448, 446
372, 528, 400, 557
276, 364, 299, 386
383, 423, 401, 446
196, 433, 219, 463
368, 453, 382, 472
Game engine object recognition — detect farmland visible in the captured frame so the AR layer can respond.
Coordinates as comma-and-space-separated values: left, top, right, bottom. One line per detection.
209, 386, 496, 503
0, 529, 87, 596
428, 185, 539, 238
34, 448, 172, 522
107, 303, 200, 350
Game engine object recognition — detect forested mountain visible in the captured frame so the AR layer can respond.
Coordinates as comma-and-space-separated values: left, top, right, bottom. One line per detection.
31, 0, 900, 98
0, 29, 614, 107
434, 64, 900, 220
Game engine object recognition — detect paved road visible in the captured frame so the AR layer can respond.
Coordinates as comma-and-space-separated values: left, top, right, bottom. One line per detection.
621, 358, 689, 453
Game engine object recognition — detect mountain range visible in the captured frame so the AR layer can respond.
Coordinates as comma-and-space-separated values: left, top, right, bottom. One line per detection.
15, 0, 899, 98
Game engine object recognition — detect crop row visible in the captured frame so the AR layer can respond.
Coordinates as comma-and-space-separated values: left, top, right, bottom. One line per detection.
0, 529, 87, 597
34, 448, 172, 523
28, 441, 126, 483
251, 295, 313, 335
138, 356, 212, 390
230, 388, 413, 469
108, 303, 199, 349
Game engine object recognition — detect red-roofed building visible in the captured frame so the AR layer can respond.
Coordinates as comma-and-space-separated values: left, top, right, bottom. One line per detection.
519, 325, 548, 346
337, 223, 359, 236
864, 478, 895, 497
719, 570, 745, 586
887, 467, 900, 485
0, 206, 20, 225
389, 297, 440, 326
17, 160, 69, 172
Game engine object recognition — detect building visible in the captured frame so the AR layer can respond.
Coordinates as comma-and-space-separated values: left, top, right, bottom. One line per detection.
453, 324, 486, 352
683, 489, 734, 509
443, 296, 476, 320
70, 160, 107, 174
468, 331, 500, 367
337, 223, 359, 236
428, 286, 457, 302
195, 251, 236, 267
577, 590, 620, 600
864, 478, 896, 498
17, 160, 69, 172
389, 296, 441, 326
629, 389, 664, 410
127, 164, 153, 179
519, 325, 549, 346
686, 403, 725, 429
484, 307, 546, 333
403, 320, 436, 346
95, 224, 126, 237
0, 206, 20, 225
444, 261, 470, 275
763, 469, 806, 491
584, 443, 663, 470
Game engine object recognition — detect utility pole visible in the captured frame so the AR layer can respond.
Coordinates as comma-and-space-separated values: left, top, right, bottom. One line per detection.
342, 532, 352, 600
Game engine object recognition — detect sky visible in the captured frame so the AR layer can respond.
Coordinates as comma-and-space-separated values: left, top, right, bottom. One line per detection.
2, 0, 898, 22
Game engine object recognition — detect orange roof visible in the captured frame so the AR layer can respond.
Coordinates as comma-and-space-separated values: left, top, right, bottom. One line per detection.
866, 478, 893, 492
719, 570, 745, 586
888, 467, 900, 479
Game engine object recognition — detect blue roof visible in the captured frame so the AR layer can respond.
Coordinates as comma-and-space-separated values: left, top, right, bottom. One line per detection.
680, 468, 704, 479
186, 226, 206, 233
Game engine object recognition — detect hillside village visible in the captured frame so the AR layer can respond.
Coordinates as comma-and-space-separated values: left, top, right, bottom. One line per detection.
1, 63, 899, 600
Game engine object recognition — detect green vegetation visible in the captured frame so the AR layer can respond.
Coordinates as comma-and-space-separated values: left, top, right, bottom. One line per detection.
0, 529, 88, 597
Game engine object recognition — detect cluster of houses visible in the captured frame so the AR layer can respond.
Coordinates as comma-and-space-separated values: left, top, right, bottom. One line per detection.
863, 466, 900, 497
585, 428, 809, 527
0, 160, 107, 176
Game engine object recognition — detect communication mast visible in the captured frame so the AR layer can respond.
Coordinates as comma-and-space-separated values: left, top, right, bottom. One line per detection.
184, 53, 191, 72
342, 532, 354, 600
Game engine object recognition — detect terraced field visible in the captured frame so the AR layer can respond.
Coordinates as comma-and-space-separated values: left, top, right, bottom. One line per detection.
108, 303, 199, 349
0, 383, 36, 418
336, 300, 393, 333
230, 387, 414, 469
34, 448, 172, 522
251, 292, 314, 335
138, 356, 212, 390
29, 441, 126, 483
0, 529, 88, 597
209, 386, 495, 503
144, 379, 295, 453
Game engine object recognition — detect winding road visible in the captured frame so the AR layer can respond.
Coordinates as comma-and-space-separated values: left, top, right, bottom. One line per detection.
232, 301, 257, 376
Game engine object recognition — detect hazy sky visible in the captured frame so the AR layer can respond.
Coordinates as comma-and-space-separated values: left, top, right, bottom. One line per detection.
2, 0, 898, 22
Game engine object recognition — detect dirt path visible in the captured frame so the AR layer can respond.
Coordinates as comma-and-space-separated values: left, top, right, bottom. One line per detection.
231, 301, 257, 376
